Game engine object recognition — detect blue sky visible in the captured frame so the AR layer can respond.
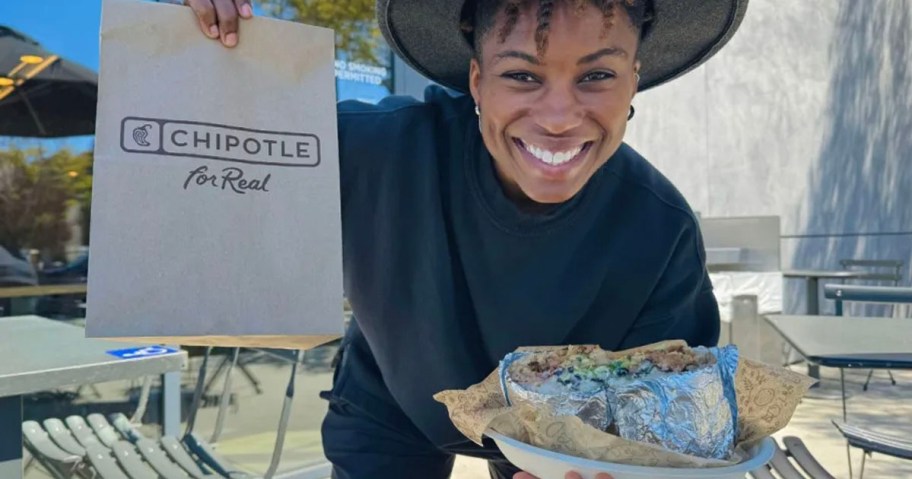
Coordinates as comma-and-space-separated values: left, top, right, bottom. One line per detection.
1, 0, 392, 154
1, 1, 101, 72
1, 0, 102, 152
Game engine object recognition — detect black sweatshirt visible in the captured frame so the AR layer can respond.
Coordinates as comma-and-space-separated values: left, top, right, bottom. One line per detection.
329, 85, 720, 451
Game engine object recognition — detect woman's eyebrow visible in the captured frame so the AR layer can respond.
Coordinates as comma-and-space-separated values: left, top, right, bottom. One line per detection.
577, 47, 628, 64
493, 50, 540, 65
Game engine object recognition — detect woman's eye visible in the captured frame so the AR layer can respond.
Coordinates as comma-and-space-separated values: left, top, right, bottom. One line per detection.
581, 71, 616, 82
502, 72, 539, 83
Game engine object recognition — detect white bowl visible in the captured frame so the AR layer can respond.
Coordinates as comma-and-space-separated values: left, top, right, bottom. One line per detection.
487, 432, 775, 479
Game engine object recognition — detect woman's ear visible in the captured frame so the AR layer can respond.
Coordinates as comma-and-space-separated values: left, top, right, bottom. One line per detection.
469, 57, 482, 106
632, 60, 641, 100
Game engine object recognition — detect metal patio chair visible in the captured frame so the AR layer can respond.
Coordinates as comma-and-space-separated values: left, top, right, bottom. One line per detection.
838, 259, 905, 390
833, 420, 912, 479
749, 436, 836, 479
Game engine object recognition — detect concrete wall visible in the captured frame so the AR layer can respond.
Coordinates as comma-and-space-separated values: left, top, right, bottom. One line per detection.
625, 0, 912, 313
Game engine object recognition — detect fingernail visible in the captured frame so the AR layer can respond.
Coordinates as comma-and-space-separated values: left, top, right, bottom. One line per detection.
209, 24, 219, 38
241, 4, 253, 17
224, 32, 237, 47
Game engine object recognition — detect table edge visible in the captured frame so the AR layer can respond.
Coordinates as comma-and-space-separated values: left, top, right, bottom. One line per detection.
0, 351, 186, 398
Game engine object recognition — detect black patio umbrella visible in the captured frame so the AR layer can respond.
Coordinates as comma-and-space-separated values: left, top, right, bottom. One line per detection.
0, 26, 97, 138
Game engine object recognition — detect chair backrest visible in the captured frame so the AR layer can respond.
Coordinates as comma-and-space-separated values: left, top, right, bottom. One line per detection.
159, 435, 212, 479
135, 438, 198, 479
87, 414, 121, 448
66, 415, 105, 450
109, 413, 147, 443
110, 441, 160, 479
824, 284, 912, 316
839, 259, 905, 317
43, 418, 87, 456
183, 433, 250, 478
84, 444, 129, 479
840, 259, 903, 284
22, 420, 82, 464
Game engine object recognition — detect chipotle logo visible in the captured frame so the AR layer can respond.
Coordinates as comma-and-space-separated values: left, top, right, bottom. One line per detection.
120, 117, 320, 167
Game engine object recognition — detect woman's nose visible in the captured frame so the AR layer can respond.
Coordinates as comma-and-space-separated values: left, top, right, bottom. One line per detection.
534, 87, 585, 135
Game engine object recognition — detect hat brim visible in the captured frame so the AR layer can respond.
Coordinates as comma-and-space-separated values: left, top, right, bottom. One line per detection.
378, 0, 749, 93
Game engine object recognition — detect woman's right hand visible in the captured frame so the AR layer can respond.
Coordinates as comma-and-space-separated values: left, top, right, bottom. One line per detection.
184, 0, 254, 48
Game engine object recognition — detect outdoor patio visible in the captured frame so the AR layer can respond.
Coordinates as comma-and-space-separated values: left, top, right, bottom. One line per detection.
5, 0, 912, 478
19, 356, 912, 479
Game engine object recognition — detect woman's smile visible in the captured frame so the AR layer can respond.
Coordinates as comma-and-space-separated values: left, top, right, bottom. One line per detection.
512, 137, 594, 178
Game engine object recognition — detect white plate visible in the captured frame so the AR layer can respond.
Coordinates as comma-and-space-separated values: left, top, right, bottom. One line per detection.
487, 432, 775, 479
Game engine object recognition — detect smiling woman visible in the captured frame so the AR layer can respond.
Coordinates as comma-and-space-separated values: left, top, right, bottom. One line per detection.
468, 0, 648, 205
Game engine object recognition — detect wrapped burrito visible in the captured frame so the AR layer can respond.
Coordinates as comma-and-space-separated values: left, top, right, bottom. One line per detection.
499, 342, 740, 460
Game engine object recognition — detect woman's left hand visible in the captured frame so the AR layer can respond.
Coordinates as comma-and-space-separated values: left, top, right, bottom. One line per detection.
513, 472, 613, 479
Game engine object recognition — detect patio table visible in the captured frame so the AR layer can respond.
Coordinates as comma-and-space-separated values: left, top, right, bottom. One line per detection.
0, 315, 185, 478
781, 270, 867, 379
0, 284, 88, 317
765, 314, 912, 420
0, 284, 87, 299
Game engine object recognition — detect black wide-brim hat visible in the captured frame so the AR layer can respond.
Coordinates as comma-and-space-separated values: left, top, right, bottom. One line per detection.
378, 0, 748, 93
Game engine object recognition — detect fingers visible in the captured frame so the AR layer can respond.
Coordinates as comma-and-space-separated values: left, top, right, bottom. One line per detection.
186, 0, 219, 39
515, 471, 612, 479
234, 0, 254, 18
211, 0, 240, 47
564, 473, 613, 479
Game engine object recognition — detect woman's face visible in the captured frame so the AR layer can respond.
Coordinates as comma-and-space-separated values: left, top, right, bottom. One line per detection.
469, 2, 640, 205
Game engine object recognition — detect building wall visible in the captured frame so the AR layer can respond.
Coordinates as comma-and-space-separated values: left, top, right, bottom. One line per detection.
623, 0, 912, 312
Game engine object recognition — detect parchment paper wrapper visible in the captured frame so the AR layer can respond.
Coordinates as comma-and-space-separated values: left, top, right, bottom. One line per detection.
434, 340, 816, 468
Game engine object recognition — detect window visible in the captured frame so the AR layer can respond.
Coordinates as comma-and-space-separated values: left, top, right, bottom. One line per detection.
260, 0, 394, 103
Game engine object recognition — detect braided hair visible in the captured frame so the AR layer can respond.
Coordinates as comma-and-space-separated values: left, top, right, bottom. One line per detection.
463, 0, 652, 59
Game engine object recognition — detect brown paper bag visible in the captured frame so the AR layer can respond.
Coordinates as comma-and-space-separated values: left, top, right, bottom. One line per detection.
86, 0, 342, 349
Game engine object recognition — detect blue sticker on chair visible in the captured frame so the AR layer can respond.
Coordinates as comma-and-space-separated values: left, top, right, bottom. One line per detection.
107, 346, 180, 359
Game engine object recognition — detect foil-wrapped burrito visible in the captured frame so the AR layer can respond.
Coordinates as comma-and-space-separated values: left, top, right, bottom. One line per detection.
499, 342, 740, 460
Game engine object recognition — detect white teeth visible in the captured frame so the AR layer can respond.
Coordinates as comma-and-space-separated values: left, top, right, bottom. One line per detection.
521, 141, 584, 165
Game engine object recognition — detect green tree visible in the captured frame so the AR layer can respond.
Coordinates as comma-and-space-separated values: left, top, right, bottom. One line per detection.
0, 147, 93, 260
259, 0, 388, 67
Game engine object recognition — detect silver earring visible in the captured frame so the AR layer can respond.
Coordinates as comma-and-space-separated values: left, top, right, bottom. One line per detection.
635, 73, 641, 84
475, 104, 480, 116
